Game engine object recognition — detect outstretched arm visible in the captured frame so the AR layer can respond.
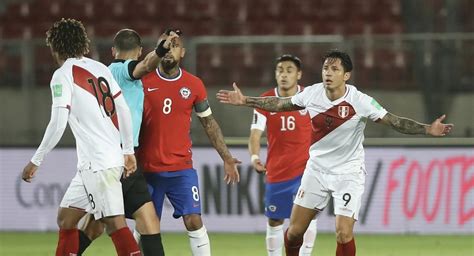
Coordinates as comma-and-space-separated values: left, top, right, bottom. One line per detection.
199, 114, 241, 184
217, 83, 303, 112
378, 113, 453, 136
132, 31, 179, 78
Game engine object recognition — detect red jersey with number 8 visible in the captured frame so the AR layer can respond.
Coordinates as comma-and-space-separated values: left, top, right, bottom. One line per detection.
138, 68, 208, 172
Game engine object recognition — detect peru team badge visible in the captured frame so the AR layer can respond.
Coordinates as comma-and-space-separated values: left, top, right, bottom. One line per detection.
180, 87, 191, 99
338, 106, 349, 118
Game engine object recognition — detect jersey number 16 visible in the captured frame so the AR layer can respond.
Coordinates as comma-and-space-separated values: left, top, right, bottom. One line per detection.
280, 116, 295, 131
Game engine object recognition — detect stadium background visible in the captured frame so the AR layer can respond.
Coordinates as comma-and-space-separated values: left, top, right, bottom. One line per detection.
0, 0, 473, 255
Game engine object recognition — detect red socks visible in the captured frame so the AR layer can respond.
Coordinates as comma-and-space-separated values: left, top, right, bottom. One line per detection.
110, 227, 142, 256
336, 237, 356, 256
284, 228, 303, 256
56, 228, 79, 256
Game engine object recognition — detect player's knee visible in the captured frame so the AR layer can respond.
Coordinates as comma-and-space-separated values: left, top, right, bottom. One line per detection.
335, 227, 353, 243
83, 222, 105, 240
101, 216, 127, 234
56, 213, 77, 229
183, 214, 203, 231
268, 218, 284, 227
286, 225, 305, 242
133, 202, 160, 235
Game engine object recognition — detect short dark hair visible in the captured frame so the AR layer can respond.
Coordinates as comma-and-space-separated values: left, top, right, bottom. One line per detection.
113, 29, 142, 51
322, 49, 353, 72
276, 54, 302, 70
46, 18, 90, 60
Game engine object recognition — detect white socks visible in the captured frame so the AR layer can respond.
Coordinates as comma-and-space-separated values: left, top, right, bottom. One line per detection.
299, 219, 317, 256
266, 219, 318, 256
188, 225, 211, 256
266, 224, 284, 256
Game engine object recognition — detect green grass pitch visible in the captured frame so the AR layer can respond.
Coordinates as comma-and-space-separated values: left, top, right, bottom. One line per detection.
0, 232, 472, 255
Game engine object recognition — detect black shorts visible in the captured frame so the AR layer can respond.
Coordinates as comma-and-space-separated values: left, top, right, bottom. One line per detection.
121, 168, 152, 219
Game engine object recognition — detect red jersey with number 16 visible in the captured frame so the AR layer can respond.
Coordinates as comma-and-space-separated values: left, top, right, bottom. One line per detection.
138, 68, 207, 172
251, 86, 312, 183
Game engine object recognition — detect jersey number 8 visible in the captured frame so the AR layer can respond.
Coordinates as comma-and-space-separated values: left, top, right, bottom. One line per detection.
163, 98, 172, 114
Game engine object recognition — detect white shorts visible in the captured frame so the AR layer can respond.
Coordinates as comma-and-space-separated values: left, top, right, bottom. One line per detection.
60, 166, 125, 220
294, 169, 366, 220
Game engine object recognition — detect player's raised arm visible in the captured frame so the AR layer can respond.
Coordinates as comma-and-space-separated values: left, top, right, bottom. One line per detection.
132, 30, 180, 79
378, 113, 454, 136
217, 83, 304, 112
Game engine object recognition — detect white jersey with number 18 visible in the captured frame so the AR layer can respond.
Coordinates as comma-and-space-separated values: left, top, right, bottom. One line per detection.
291, 83, 387, 175
50, 57, 133, 171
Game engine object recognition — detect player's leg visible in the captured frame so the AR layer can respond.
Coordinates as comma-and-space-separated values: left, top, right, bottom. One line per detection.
56, 172, 91, 256
182, 214, 210, 256
83, 167, 141, 256
295, 173, 318, 256
284, 204, 318, 256
335, 215, 356, 256
299, 218, 318, 256
56, 207, 87, 256
166, 169, 210, 256
286, 171, 330, 256
122, 169, 164, 255
78, 214, 105, 255
266, 218, 285, 256
332, 170, 365, 256
100, 215, 141, 256
264, 176, 301, 256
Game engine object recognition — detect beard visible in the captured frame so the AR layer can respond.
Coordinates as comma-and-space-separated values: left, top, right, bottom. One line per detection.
161, 58, 178, 71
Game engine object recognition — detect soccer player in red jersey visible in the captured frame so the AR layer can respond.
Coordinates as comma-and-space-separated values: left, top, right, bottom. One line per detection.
249, 54, 317, 256
21, 19, 141, 256
218, 49, 453, 256
138, 29, 240, 256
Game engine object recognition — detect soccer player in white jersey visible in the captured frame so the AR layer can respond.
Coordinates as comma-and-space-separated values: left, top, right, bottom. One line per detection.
21, 18, 141, 256
217, 49, 453, 256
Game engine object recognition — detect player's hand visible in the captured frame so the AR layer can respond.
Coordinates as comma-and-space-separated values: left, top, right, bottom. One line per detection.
123, 154, 137, 178
252, 159, 267, 174
22, 161, 39, 183
426, 114, 454, 136
217, 83, 247, 105
163, 31, 180, 50
223, 157, 241, 184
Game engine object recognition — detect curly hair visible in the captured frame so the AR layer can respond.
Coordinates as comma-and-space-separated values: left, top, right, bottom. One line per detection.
46, 18, 90, 60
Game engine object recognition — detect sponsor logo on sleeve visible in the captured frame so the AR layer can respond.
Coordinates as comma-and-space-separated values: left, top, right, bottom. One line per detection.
53, 84, 62, 97
371, 98, 382, 110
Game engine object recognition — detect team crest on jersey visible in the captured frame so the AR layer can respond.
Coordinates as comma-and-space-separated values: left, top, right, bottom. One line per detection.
338, 106, 350, 118
299, 109, 307, 116
268, 205, 277, 212
179, 87, 191, 99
